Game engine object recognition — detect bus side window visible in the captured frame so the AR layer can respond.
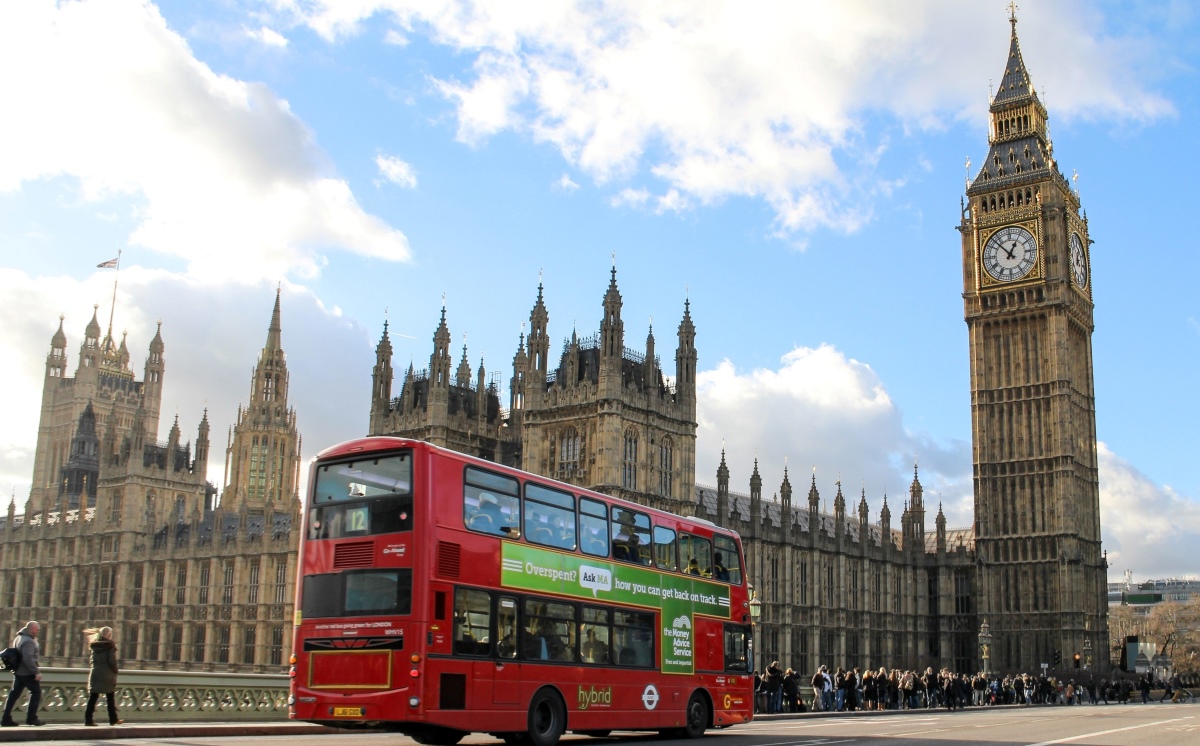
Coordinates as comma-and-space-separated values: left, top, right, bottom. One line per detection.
579, 498, 609, 557
680, 533, 713, 578
653, 525, 677, 571
579, 607, 611, 665
714, 535, 741, 584
614, 609, 654, 667
612, 507, 652, 566
723, 624, 751, 672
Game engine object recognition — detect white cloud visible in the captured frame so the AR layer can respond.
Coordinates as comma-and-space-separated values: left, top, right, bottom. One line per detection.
375, 153, 418, 188
246, 25, 288, 48
695, 345, 973, 527
655, 188, 689, 214
1098, 442, 1200, 581
279, 1, 1173, 234
554, 173, 579, 192
610, 187, 649, 208
0, 0, 410, 284
0, 267, 371, 513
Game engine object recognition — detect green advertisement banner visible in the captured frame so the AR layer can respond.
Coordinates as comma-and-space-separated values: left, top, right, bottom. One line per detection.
500, 541, 731, 675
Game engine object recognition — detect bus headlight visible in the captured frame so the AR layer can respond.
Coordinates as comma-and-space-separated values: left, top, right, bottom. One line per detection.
287, 695, 296, 706
409, 697, 420, 708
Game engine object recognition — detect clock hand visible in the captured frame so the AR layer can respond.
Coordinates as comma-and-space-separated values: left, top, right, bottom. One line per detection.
1004, 242, 1017, 260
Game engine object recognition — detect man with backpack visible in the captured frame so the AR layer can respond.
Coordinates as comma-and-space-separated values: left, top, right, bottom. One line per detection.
2, 621, 44, 727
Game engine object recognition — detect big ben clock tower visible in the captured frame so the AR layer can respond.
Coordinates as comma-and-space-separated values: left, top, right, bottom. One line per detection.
961, 10, 1108, 671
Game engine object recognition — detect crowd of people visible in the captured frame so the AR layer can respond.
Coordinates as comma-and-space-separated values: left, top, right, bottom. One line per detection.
751, 661, 1194, 714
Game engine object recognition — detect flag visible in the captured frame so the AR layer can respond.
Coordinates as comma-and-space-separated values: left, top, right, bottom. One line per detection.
97, 257, 119, 269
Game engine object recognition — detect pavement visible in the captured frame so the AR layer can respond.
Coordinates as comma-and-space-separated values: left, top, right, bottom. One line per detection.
0, 721, 337, 742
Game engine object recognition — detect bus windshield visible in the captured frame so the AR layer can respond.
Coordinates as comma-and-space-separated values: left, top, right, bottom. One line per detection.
308, 452, 414, 539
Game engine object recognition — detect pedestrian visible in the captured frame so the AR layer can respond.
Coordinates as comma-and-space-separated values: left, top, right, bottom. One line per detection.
765, 660, 784, 713
1, 621, 44, 727
811, 666, 827, 711
83, 626, 122, 726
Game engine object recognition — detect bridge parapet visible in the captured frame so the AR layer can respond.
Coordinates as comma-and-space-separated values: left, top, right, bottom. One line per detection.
0, 667, 289, 724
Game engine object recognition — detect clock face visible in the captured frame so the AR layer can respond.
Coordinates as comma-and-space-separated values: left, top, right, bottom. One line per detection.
982, 226, 1038, 282
1069, 232, 1088, 289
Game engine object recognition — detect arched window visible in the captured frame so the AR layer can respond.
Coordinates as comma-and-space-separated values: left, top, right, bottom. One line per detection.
559, 428, 580, 475
621, 429, 638, 490
658, 438, 673, 498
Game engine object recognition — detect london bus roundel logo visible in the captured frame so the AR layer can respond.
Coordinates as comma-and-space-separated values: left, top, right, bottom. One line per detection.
641, 684, 660, 710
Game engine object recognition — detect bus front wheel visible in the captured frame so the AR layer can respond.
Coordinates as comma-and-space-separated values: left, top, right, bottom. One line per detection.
526, 688, 566, 746
682, 692, 709, 739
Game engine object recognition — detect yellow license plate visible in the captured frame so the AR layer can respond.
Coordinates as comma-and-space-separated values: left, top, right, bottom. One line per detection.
333, 707, 363, 717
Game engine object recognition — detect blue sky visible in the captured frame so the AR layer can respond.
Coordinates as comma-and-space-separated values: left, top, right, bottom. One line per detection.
1, 0, 1197, 582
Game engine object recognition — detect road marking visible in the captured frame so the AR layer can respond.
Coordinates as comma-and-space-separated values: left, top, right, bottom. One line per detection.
1025, 716, 1193, 746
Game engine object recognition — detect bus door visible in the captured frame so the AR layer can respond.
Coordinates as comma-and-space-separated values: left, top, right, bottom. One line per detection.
493, 596, 520, 705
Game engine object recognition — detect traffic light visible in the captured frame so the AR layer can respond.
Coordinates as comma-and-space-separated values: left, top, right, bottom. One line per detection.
1053, 650, 1061, 666
1074, 653, 1081, 669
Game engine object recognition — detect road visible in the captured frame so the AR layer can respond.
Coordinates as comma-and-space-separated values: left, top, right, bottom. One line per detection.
18, 703, 1200, 745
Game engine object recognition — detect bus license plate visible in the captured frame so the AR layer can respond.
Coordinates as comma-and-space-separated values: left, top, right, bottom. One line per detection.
333, 707, 363, 717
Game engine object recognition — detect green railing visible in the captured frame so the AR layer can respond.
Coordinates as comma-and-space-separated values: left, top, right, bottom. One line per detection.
1, 667, 290, 724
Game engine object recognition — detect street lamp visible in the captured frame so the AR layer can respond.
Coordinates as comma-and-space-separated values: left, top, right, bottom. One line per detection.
748, 589, 762, 624
747, 585, 762, 675
1083, 637, 1092, 672
978, 619, 993, 675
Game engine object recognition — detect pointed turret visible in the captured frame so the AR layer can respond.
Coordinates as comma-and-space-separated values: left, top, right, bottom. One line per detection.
370, 320, 394, 433
195, 408, 211, 470
529, 282, 550, 379
118, 331, 130, 368
675, 298, 697, 415
78, 305, 102, 373
644, 322, 656, 386
510, 330, 528, 413
834, 480, 846, 535
456, 341, 472, 388
936, 502, 947, 553
716, 447, 730, 526
749, 458, 762, 532
880, 492, 892, 545
430, 305, 452, 392
780, 464, 793, 540
46, 315, 67, 381
599, 265, 624, 362
858, 487, 869, 526
144, 320, 165, 406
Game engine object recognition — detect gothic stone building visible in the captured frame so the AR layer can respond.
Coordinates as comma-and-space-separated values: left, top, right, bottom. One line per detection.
368, 14, 1108, 677
370, 267, 698, 516
0, 291, 302, 673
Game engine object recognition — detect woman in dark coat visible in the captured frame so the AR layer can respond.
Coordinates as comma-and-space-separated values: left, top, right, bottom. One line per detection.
83, 627, 121, 726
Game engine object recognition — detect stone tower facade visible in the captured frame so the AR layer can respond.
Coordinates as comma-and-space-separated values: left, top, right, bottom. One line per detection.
26, 308, 164, 516
960, 13, 1108, 670
1, 294, 301, 674
222, 289, 303, 512
369, 267, 698, 515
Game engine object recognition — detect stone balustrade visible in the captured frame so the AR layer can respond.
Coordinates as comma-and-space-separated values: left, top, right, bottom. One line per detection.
0, 667, 290, 724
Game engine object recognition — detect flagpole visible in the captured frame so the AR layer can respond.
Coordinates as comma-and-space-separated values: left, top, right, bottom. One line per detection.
106, 250, 122, 341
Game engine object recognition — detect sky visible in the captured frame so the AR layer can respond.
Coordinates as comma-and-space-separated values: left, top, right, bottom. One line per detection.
1, 0, 1197, 584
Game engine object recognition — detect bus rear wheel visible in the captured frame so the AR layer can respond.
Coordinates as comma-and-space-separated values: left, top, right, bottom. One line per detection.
526, 688, 566, 746
681, 692, 709, 739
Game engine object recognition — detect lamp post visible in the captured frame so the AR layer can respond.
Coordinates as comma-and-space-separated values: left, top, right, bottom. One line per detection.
1083, 637, 1092, 672
978, 619, 993, 676
748, 585, 762, 673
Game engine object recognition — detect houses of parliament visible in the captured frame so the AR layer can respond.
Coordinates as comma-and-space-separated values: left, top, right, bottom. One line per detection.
0, 292, 302, 673
2, 14, 1108, 676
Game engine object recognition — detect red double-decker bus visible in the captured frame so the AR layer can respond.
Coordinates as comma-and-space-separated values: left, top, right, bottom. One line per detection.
289, 437, 754, 745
